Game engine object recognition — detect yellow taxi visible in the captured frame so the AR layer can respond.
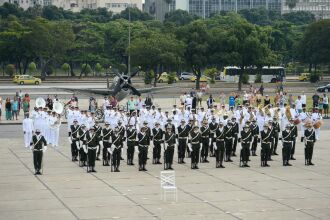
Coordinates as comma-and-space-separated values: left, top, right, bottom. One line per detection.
190, 75, 210, 82
298, 73, 310, 81
16, 75, 42, 85
158, 72, 179, 83
13, 75, 21, 83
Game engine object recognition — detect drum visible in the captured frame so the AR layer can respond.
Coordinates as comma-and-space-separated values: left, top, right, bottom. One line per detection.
313, 120, 323, 129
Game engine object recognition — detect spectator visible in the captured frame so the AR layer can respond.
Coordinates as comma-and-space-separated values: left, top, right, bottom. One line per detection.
46, 95, 53, 110
312, 92, 320, 108
219, 92, 226, 106
145, 94, 153, 107
136, 96, 143, 115
207, 94, 215, 108
196, 89, 203, 107
110, 95, 118, 108
5, 98, 12, 120
22, 98, 30, 115
235, 94, 242, 107
323, 93, 329, 118
192, 94, 197, 110
0, 97, 2, 121
295, 95, 303, 113
12, 97, 19, 120
180, 92, 187, 107
243, 91, 249, 105
259, 84, 264, 96
256, 91, 262, 106
301, 91, 307, 108
127, 96, 137, 114
229, 93, 235, 108
318, 98, 324, 116
288, 94, 294, 107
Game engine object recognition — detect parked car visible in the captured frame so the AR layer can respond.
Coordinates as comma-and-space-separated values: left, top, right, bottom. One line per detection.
190, 75, 210, 82
298, 73, 310, 81
316, 84, 330, 92
16, 75, 42, 85
13, 75, 24, 83
158, 72, 179, 83
179, 72, 194, 80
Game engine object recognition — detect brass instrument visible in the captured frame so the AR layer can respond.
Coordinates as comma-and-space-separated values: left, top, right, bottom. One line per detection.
239, 110, 244, 124
36, 97, 46, 108
285, 106, 292, 120
264, 105, 271, 116
258, 104, 264, 116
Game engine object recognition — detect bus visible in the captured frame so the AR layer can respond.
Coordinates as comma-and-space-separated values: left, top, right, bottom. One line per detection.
222, 66, 286, 83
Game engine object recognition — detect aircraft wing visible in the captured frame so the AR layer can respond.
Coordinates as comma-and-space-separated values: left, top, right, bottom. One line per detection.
55, 88, 114, 96
137, 85, 174, 94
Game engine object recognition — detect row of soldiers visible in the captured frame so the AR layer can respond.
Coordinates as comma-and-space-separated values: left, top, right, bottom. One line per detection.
62, 113, 317, 174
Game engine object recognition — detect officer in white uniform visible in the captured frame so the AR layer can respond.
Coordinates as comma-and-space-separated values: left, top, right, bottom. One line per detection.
23, 113, 34, 148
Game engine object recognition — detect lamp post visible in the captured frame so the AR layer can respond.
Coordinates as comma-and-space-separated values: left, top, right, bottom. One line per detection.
128, 0, 132, 76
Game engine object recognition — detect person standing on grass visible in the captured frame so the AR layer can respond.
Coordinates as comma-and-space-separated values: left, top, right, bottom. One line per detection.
12, 97, 19, 120
318, 98, 324, 116
5, 98, 12, 120
301, 91, 307, 108
312, 92, 320, 108
295, 96, 303, 114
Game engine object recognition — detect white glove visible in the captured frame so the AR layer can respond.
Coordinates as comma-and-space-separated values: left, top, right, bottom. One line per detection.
164, 143, 168, 150
176, 140, 179, 146
200, 143, 203, 149
107, 147, 113, 154
83, 145, 87, 154
214, 144, 217, 150
68, 137, 72, 144
29, 145, 33, 150
209, 138, 212, 146
96, 145, 100, 153
76, 141, 80, 150
43, 145, 48, 153
188, 143, 192, 152
135, 146, 139, 153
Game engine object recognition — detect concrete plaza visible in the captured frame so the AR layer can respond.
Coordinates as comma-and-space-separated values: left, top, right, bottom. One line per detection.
1, 123, 330, 220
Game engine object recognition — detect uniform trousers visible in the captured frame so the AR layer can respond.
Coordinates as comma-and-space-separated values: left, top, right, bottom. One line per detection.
165, 145, 174, 166
153, 141, 162, 160
305, 142, 314, 163
201, 138, 209, 159
138, 146, 148, 166
191, 144, 200, 165
71, 140, 79, 159
232, 134, 238, 154
87, 148, 97, 167
103, 142, 111, 162
127, 141, 135, 161
261, 143, 271, 165
241, 143, 250, 163
290, 138, 296, 157
225, 138, 233, 160
24, 132, 33, 148
112, 147, 121, 167
33, 150, 43, 171
178, 138, 187, 159
282, 142, 291, 164
215, 141, 225, 165
251, 136, 258, 153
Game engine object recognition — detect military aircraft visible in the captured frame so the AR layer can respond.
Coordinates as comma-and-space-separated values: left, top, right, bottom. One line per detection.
57, 69, 171, 101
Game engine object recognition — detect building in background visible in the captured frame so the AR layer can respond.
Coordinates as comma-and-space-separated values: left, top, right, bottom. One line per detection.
144, 0, 171, 21
281, 0, 330, 19
0, 0, 142, 13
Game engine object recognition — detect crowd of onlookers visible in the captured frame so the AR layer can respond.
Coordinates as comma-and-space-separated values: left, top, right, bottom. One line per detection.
0, 90, 31, 121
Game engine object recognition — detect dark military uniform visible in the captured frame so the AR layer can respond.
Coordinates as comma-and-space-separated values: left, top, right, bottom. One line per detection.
102, 127, 112, 166
111, 131, 123, 171
94, 124, 102, 160
69, 124, 80, 161
78, 128, 88, 166
200, 125, 210, 162
224, 124, 234, 162
189, 129, 201, 169
85, 131, 99, 172
138, 130, 151, 171
164, 131, 176, 170
304, 128, 316, 165
126, 127, 137, 165
118, 125, 126, 160
282, 128, 293, 166
240, 128, 252, 167
152, 127, 163, 164
30, 134, 47, 174
290, 124, 298, 160
231, 121, 239, 156
209, 121, 218, 157
260, 128, 272, 167
250, 122, 259, 156
186, 123, 193, 157
272, 120, 280, 155
215, 126, 226, 168
177, 124, 189, 163
164, 122, 176, 134
268, 125, 275, 160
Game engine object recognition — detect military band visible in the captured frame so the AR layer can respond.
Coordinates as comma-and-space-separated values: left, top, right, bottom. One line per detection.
24, 98, 323, 175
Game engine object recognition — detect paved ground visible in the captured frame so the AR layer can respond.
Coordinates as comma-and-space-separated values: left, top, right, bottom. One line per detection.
1, 121, 330, 220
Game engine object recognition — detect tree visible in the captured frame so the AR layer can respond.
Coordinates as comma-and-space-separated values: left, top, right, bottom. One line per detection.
95, 63, 103, 76
112, 7, 153, 21
204, 68, 217, 84
5, 64, 15, 76
130, 31, 185, 86
283, 11, 315, 25
298, 19, 330, 73
177, 20, 210, 89
28, 62, 37, 74
0, 3, 23, 18
61, 63, 71, 76
286, 0, 298, 11
165, 10, 197, 26
81, 63, 92, 76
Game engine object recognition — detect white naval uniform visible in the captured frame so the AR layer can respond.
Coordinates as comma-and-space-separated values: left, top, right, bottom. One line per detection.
311, 113, 322, 140
23, 118, 34, 148
33, 112, 43, 134
298, 111, 308, 137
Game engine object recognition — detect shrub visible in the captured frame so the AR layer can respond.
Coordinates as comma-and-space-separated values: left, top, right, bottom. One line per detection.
242, 73, 249, 84
167, 72, 176, 84
81, 63, 92, 76
204, 67, 217, 84
5, 64, 15, 76
310, 72, 320, 83
144, 70, 154, 84
61, 63, 71, 76
28, 62, 37, 74
255, 73, 262, 83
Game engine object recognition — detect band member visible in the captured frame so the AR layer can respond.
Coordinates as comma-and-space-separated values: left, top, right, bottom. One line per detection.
152, 122, 163, 164
85, 127, 99, 172
164, 118, 176, 134
94, 121, 102, 160
250, 119, 259, 156
304, 122, 316, 166
240, 125, 252, 167
102, 122, 112, 166
272, 117, 280, 155
69, 119, 80, 161
200, 120, 210, 163
111, 126, 123, 172
268, 120, 274, 161
164, 126, 176, 170
126, 123, 137, 165
260, 123, 272, 167
311, 108, 322, 140
137, 126, 151, 171
23, 113, 34, 148
30, 129, 47, 175
224, 121, 233, 162
215, 122, 226, 168
188, 126, 201, 169
177, 119, 189, 164
117, 121, 126, 160
231, 117, 239, 156
209, 117, 218, 157
78, 124, 88, 167
289, 118, 298, 160
282, 124, 293, 166
186, 119, 194, 157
